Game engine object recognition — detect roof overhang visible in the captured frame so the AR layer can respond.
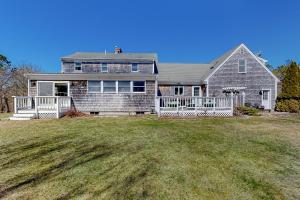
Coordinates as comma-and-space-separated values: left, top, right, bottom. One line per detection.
25, 73, 156, 81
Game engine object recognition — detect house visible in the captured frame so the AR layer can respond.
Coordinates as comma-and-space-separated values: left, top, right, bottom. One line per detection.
11, 44, 279, 120
158, 44, 279, 110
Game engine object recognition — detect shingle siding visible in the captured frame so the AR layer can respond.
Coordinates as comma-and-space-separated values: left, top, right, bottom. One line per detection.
158, 85, 195, 96
62, 62, 153, 74
70, 80, 155, 113
207, 47, 276, 109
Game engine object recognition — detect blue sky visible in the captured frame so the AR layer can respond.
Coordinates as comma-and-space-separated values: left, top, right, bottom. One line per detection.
1, 0, 299, 72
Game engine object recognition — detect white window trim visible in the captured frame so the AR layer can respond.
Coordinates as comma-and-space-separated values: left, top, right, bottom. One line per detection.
118, 81, 131, 93
238, 59, 247, 73
101, 63, 108, 73
174, 86, 184, 96
37, 81, 70, 96
192, 86, 201, 97
132, 81, 146, 93
87, 81, 102, 93
74, 61, 82, 72
131, 63, 139, 72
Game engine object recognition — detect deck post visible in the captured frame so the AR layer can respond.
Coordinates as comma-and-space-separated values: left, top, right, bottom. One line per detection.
230, 92, 234, 116
195, 97, 197, 116
56, 97, 59, 119
35, 96, 38, 118
13, 96, 17, 114
213, 98, 216, 113
176, 97, 179, 114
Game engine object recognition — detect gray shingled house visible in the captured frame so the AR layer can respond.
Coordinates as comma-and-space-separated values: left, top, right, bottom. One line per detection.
11, 44, 279, 120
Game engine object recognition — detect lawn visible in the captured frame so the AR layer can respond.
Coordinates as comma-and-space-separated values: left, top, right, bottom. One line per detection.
0, 115, 299, 200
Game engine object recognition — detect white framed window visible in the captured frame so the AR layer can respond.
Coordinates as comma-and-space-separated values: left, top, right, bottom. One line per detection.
131, 63, 139, 72
118, 81, 131, 93
192, 86, 200, 97
101, 63, 108, 72
133, 81, 145, 93
238, 59, 246, 73
174, 86, 184, 96
88, 81, 101, 93
74, 61, 82, 71
103, 81, 116, 93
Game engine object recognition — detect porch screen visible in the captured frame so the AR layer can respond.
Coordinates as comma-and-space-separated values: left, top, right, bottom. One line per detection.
38, 82, 53, 96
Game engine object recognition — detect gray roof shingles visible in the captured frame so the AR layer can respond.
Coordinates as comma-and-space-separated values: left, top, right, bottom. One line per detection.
61, 52, 158, 62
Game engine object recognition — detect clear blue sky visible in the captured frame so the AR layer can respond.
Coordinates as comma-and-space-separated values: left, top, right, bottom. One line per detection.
1, 0, 299, 72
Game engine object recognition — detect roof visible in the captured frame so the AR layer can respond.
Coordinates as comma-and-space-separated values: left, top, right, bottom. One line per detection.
158, 63, 212, 85
158, 44, 242, 84
26, 73, 156, 81
61, 52, 158, 63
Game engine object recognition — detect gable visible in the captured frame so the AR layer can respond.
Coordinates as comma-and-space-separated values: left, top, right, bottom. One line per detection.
205, 44, 279, 82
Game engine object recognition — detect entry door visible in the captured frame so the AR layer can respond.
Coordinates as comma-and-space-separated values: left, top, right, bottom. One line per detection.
262, 90, 271, 109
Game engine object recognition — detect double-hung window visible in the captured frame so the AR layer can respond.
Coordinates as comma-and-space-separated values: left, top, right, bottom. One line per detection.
133, 81, 145, 92
174, 86, 184, 96
131, 63, 139, 72
74, 61, 82, 71
193, 86, 200, 96
101, 63, 108, 72
103, 81, 116, 93
238, 59, 246, 73
88, 81, 101, 93
118, 81, 131, 93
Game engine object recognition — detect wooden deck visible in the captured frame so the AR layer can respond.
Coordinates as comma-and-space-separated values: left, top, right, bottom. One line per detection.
11, 96, 72, 120
155, 96, 234, 117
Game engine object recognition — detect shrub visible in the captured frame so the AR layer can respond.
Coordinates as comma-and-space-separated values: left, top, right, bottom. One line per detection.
275, 99, 300, 113
287, 99, 300, 113
236, 106, 260, 116
275, 100, 289, 112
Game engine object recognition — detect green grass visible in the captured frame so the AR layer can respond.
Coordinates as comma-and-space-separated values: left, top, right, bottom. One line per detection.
0, 113, 11, 121
0, 115, 300, 199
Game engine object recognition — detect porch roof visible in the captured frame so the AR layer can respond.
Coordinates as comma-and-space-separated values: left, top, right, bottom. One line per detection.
25, 73, 156, 81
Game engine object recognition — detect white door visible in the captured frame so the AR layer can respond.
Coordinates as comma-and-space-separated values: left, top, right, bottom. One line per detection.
261, 90, 271, 109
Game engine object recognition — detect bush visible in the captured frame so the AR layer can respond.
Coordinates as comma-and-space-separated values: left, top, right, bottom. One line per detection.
275, 99, 300, 113
235, 106, 260, 116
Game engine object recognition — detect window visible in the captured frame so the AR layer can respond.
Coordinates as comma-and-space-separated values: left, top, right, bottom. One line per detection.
118, 81, 131, 93
262, 91, 269, 100
193, 86, 200, 96
238, 59, 246, 73
38, 82, 53, 96
101, 63, 108, 72
74, 61, 82, 71
174, 86, 184, 96
103, 81, 116, 93
88, 81, 101, 93
133, 81, 145, 92
131, 63, 139, 72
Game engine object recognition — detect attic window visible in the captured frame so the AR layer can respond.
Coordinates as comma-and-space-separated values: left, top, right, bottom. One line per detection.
238, 59, 246, 73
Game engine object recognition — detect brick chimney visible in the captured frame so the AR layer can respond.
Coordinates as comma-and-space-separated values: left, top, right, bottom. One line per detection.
114, 46, 122, 54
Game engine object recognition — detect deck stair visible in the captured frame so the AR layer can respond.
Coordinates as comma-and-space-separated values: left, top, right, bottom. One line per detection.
10, 112, 36, 121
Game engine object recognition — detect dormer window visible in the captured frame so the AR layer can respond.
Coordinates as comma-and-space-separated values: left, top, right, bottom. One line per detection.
74, 61, 82, 71
101, 63, 108, 72
131, 63, 139, 72
238, 59, 246, 73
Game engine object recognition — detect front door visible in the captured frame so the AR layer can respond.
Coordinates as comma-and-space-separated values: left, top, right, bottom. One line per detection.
261, 90, 271, 110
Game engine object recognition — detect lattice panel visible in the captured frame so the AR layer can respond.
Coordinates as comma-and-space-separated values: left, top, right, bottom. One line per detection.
159, 110, 232, 117
38, 113, 57, 119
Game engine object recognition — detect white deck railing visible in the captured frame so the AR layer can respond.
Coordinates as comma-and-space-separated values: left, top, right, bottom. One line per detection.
13, 96, 72, 118
156, 96, 233, 117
